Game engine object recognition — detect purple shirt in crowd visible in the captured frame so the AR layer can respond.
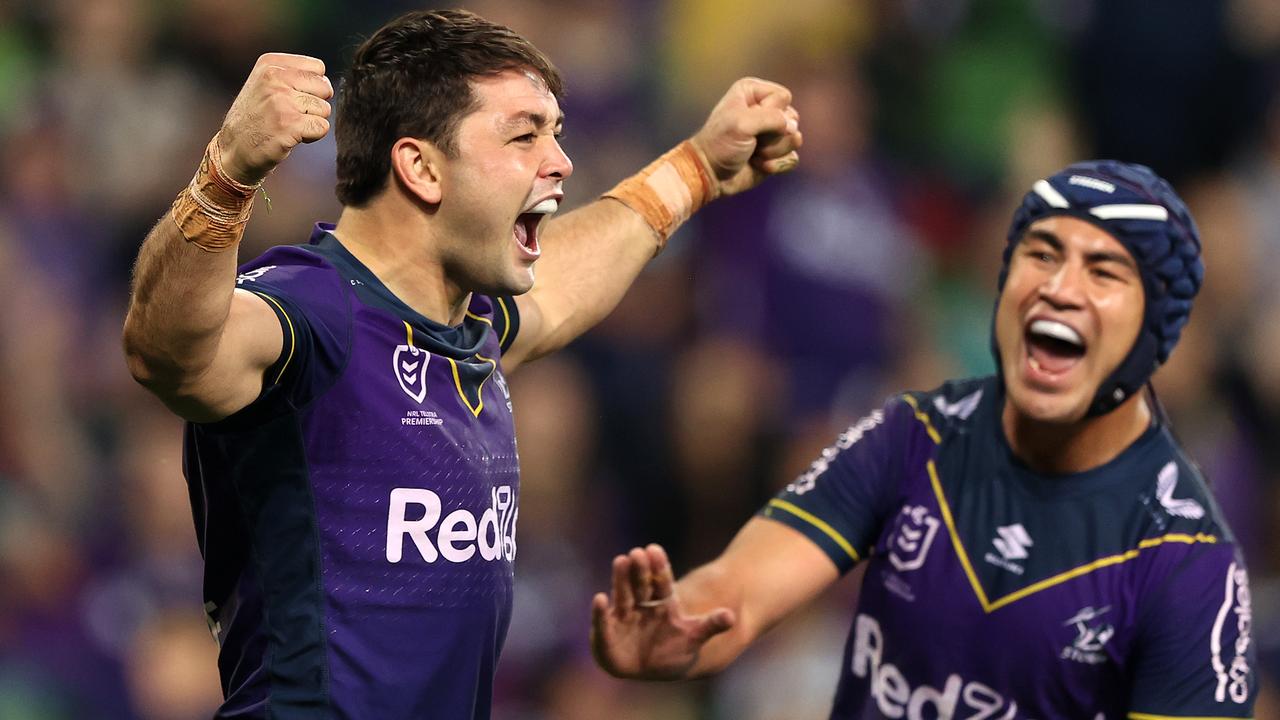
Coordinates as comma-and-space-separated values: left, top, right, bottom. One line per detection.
763, 376, 1257, 719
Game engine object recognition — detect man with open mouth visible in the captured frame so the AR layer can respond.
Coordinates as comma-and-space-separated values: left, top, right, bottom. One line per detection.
120, 8, 802, 719
592, 161, 1257, 719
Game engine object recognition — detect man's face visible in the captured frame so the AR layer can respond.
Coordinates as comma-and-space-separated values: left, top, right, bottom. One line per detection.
994, 215, 1146, 423
435, 69, 572, 296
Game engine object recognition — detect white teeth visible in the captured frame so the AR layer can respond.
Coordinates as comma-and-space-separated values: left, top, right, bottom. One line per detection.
1028, 319, 1083, 347
526, 198, 559, 215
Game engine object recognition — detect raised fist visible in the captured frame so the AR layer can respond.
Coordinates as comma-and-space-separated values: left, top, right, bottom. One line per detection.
217, 53, 334, 187
689, 77, 802, 198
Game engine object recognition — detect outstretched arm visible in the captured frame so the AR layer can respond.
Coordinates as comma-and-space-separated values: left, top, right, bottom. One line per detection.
503, 78, 802, 370
122, 53, 332, 422
590, 517, 838, 680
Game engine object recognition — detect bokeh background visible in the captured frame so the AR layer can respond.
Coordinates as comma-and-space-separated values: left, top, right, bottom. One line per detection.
2, 0, 1280, 717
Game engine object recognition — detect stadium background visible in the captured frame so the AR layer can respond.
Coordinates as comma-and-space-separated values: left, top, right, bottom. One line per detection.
1, 0, 1279, 717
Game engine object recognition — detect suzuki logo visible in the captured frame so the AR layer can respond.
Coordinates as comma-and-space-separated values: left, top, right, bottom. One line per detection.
993, 523, 1033, 560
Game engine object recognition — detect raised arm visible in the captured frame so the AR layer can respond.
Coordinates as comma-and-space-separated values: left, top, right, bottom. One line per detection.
590, 517, 838, 680
502, 77, 802, 370
122, 53, 332, 422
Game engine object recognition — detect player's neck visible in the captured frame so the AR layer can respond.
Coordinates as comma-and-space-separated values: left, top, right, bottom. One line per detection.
332, 201, 471, 327
1002, 393, 1152, 475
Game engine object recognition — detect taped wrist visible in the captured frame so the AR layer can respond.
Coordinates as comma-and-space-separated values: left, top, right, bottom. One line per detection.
170, 133, 260, 252
601, 140, 717, 254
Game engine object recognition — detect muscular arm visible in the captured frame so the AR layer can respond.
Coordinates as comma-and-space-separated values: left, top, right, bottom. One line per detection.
591, 517, 839, 680
122, 214, 282, 422
502, 197, 657, 367
121, 53, 332, 422
503, 77, 801, 371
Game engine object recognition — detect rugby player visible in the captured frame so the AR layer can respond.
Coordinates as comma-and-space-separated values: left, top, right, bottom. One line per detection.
121, 9, 801, 718
591, 161, 1258, 719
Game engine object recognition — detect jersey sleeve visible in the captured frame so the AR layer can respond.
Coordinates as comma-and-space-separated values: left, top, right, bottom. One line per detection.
1127, 543, 1257, 718
758, 397, 913, 574
217, 252, 352, 427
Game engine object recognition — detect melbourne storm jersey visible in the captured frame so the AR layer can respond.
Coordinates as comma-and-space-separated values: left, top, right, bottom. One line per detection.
184, 225, 522, 719
763, 376, 1256, 720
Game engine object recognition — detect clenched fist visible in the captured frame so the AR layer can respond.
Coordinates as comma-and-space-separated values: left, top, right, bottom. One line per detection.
217, 53, 334, 187
688, 77, 803, 199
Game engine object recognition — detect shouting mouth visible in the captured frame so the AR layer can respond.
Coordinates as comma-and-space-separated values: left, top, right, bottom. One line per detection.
1024, 318, 1086, 384
513, 196, 560, 260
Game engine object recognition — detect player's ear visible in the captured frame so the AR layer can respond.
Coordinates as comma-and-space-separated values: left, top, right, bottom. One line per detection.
390, 137, 444, 205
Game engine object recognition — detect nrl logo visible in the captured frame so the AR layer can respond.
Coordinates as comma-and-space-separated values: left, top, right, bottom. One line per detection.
394, 344, 429, 403
888, 505, 940, 572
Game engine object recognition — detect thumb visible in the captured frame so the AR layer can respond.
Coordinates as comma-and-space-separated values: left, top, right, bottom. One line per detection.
688, 607, 736, 643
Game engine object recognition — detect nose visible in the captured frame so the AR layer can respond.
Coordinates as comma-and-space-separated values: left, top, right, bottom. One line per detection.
542, 138, 573, 181
1039, 259, 1087, 309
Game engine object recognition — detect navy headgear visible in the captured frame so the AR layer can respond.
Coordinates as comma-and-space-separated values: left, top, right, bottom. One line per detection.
995, 160, 1203, 416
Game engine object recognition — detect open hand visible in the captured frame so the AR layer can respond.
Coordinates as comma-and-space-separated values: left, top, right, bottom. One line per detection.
590, 544, 735, 680
217, 53, 334, 186
689, 77, 803, 198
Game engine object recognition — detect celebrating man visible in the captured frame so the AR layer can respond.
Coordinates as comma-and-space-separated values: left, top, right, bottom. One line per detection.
591, 162, 1257, 719
122, 9, 801, 718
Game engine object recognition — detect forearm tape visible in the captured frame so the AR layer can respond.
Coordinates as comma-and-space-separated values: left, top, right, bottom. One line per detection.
601, 140, 716, 254
170, 134, 259, 253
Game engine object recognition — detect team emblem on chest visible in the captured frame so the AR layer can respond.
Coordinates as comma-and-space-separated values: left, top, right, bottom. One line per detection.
394, 342, 429, 403
1061, 606, 1114, 665
888, 505, 940, 572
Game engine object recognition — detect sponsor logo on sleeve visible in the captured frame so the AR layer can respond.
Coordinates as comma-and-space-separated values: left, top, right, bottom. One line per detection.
1060, 606, 1114, 665
933, 389, 983, 420
1211, 562, 1252, 704
984, 523, 1033, 575
1156, 461, 1204, 519
236, 265, 278, 284
786, 409, 885, 496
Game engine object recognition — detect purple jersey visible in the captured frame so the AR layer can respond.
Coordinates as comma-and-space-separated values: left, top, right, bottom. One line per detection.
184, 225, 522, 719
763, 376, 1256, 720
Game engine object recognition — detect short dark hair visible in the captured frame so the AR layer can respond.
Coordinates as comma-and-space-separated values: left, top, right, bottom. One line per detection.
334, 9, 563, 207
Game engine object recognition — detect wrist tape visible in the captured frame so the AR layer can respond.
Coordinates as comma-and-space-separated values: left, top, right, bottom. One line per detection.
601, 140, 716, 254
170, 133, 259, 252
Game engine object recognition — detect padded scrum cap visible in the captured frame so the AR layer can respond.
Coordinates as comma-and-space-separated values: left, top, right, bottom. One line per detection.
995, 161, 1203, 416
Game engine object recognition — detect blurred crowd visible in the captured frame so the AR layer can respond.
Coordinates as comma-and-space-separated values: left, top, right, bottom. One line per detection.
2, 0, 1280, 718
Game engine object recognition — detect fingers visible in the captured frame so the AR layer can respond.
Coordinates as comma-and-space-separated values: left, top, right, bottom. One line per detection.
732, 104, 792, 140
611, 553, 636, 613
262, 64, 334, 101
628, 547, 654, 606
296, 92, 332, 119
256, 52, 326, 77
297, 116, 331, 144
647, 543, 675, 603
735, 76, 792, 110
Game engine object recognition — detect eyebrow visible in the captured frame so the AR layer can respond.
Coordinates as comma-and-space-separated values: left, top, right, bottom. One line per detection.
1023, 229, 1138, 271
500, 111, 565, 133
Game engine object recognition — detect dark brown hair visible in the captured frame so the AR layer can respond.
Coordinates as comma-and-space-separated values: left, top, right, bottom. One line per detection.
334, 9, 563, 207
